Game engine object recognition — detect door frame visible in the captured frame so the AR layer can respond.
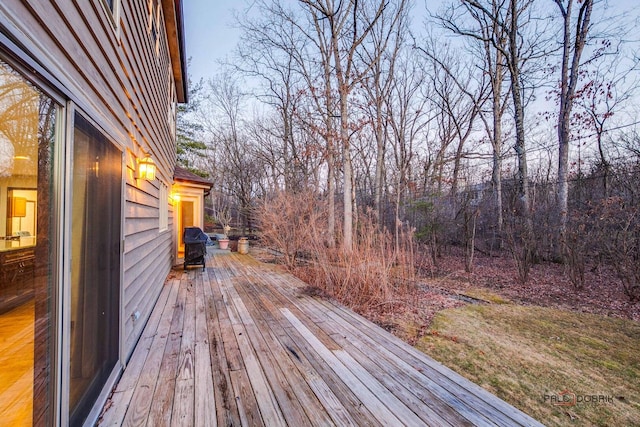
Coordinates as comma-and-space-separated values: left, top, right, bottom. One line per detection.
172, 183, 205, 264
59, 105, 125, 427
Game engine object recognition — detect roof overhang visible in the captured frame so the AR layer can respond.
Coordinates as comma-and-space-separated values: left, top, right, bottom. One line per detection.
173, 166, 214, 196
162, 0, 188, 103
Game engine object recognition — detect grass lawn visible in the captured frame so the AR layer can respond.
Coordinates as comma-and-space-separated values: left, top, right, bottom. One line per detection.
416, 304, 640, 426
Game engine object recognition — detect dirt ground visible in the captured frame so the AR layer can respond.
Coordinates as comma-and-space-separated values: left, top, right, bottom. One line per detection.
420, 250, 640, 320
250, 246, 640, 343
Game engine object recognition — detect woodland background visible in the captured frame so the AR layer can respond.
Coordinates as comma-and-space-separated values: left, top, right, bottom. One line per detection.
180, 0, 640, 307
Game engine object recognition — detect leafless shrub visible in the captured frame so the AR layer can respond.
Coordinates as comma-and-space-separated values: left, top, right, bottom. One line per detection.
257, 192, 418, 315
254, 191, 328, 269
563, 206, 597, 289
563, 228, 587, 289
589, 197, 640, 301
504, 214, 535, 285
408, 196, 450, 268
299, 212, 418, 314
212, 198, 232, 236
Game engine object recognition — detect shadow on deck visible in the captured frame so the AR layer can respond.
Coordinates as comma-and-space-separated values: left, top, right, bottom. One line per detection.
99, 251, 543, 426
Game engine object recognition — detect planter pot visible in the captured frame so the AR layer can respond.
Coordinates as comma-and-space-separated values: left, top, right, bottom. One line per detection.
218, 238, 230, 250
238, 237, 249, 254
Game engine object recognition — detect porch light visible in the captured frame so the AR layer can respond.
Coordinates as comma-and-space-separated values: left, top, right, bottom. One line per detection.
170, 191, 181, 205
137, 154, 156, 181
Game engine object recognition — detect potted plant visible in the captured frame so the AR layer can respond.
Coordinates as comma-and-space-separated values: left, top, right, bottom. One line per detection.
218, 225, 230, 250
213, 202, 231, 250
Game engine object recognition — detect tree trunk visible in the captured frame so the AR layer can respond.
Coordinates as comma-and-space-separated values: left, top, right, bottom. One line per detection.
327, 148, 336, 248
490, 38, 505, 241
555, 0, 593, 247
374, 117, 385, 223
341, 108, 354, 251
509, 0, 531, 227
492, 151, 504, 244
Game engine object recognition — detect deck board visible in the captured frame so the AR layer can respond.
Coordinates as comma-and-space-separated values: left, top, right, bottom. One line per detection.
194, 271, 217, 427
99, 251, 545, 427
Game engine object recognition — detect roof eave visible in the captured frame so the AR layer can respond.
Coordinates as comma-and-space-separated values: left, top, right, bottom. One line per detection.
163, 0, 188, 103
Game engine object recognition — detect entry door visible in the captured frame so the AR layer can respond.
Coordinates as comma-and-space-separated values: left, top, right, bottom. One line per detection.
178, 197, 197, 257
69, 113, 122, 426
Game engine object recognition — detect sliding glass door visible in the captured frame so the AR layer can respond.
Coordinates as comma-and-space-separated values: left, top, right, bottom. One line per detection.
0, 58, 58, 426
69, 113, 121, 426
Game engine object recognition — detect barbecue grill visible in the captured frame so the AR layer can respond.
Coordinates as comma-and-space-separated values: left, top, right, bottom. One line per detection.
183, 227, 207, 270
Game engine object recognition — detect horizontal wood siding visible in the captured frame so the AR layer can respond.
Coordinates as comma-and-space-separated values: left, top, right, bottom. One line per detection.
0, 0, 182, 361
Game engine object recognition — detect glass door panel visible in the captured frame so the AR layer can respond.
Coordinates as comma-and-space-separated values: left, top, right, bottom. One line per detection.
0, 58, 57, 426
69, 113, 121, 426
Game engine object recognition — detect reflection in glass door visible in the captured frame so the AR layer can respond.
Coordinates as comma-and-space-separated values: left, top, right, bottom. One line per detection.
69, 114, 121, 426
0, 58, 57, 426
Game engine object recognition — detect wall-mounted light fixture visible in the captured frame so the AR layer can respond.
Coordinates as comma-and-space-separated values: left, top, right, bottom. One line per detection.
136, 154, 156, 181
169, 191, 181, 205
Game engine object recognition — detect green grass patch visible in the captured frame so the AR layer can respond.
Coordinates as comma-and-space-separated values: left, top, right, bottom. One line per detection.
458, 288, 511, 304
416, 305, 640, 426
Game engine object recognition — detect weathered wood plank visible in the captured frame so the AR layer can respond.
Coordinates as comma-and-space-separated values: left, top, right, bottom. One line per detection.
145, 273, 187, 426
171, 273, 196, 426
282, 308, 404, 426
227, 257, 339, 353
206, 266, 243, 371
238, 261, 465, 426
194, 271, 217, 427
223, 258, 381, 426
322, 309, 472, 426
214, 263, 286, 427
334, 348, 436, 427
202, 266, 241, 427
320, 298, 544, 427
229, 368, 265, 427
278, 286, 474, 426
223, 278, 313, 427
232, 277, 337, 427
99, 278, 177, 426
100, 252, 545, 427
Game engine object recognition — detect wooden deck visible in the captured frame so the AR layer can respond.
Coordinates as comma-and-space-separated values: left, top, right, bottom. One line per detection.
99, 251, 544, 426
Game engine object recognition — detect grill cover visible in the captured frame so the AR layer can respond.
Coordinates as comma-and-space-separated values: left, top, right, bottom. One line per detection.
183, 227, 207, 269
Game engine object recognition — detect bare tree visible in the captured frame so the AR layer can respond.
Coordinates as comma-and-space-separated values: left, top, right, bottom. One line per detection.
438, 0, 551, 234
241, 0, 341, 246
554, 0, 594, 245
236, 3, 311, 192
386, 52, 431, 247
358, 1, 409, 224
201, 72, 265, 231
416, 37, 489, 198
299, 0, 408, 251
573, 52, 639, 197
466, 0, 511, 239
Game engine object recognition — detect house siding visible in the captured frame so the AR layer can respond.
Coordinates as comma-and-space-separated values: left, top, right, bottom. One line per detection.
0, 0, 183, 387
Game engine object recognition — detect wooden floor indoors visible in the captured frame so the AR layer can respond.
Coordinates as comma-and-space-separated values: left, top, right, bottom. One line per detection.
0, 299, 34, 426
99, 251, 543, 426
